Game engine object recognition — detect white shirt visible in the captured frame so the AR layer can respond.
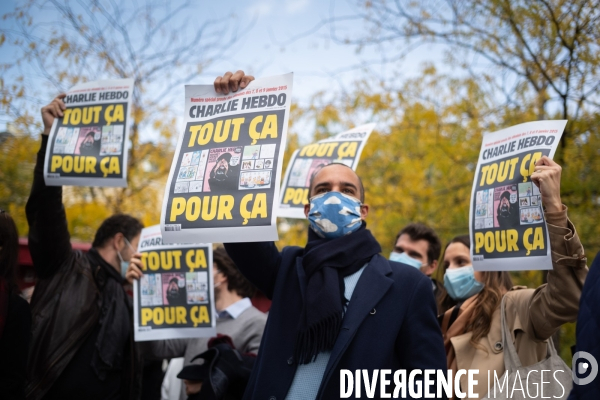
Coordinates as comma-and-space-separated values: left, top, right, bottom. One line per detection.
161, 358, 184, 400
217, 297, 252, 319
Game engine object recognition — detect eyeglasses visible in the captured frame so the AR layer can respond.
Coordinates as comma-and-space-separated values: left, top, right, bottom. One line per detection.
124, 237, 135, 252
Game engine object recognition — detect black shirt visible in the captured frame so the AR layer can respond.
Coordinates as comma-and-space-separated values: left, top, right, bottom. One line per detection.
42, 322, 129, 400
0, 294, 32, 400
43, 250, 133, 400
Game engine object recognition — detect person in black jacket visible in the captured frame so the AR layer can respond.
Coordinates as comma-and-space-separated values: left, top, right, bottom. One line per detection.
568, 251, 600, 400
25, 94, 144, 400
0, 210, 32, 400
215, 71, 448, 400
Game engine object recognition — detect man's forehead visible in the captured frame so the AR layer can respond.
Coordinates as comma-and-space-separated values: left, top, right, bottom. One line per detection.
312, 164, 361, 186
397, 234, 430, 249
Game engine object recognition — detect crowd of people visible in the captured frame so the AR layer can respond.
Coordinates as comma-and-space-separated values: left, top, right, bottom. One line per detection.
0, 70, 598, 400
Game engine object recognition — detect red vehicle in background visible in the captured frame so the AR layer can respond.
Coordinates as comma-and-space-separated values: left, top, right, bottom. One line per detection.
17, 238, 91, 290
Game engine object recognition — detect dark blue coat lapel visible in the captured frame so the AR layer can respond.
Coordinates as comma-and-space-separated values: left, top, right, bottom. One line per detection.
319, 254, 393, 389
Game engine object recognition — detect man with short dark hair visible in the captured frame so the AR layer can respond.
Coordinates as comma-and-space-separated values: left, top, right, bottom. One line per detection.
212, 68, 447, 400
390, 223, 448, 313
25, 94, 144, 400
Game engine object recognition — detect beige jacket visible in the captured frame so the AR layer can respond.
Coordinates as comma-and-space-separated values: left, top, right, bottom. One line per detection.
450, 206, 588, 399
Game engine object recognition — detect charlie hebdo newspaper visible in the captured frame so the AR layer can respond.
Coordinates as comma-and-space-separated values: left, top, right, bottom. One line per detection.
133, 225, 216, 341
43, 79, 134, 187
469, 120, 567, 271
278, 123, 376, 219
161, 73, 293, 243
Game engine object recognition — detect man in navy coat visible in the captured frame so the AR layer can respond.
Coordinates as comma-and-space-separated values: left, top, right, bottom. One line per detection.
568, 251, 600, 400
216, 71, 448, 400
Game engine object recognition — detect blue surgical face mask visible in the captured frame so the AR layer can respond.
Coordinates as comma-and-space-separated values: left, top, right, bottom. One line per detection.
443, 265, 484, 300
307, 191, 363, 239
389, 251, 422, 269
117, 237, 135, 279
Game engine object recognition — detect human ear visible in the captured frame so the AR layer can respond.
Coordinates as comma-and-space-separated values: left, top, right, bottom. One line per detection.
360, 204, 369, 219
474, 270, 485, 283
304, 202, 310, 218
422, 260, 438, 276
113, 233, 125, 251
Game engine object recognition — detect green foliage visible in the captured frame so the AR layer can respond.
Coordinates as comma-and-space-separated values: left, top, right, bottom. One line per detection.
312, 0, 600, 362
1, 0, 596, 367
279, 65, 598, 364
0, 0, 239, 239
0, 134, 39, 236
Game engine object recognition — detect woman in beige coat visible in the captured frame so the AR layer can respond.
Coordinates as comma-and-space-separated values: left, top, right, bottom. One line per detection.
439, 156, 588, 399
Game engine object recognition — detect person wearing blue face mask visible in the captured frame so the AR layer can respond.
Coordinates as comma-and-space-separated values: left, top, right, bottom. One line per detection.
117, 236, 137, 278
390, 223, 448, 313
24, 94, 145, 400
218, 69, 448, 400
437, 157, 588, 399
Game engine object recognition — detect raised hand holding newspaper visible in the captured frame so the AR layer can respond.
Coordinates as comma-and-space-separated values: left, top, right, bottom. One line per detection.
161, 73, 293, 243
469, 120, 567, 271
43, 79, 134, 187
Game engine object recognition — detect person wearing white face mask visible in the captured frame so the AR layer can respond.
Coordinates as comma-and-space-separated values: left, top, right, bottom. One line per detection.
390, 223, 448, 313
438, 156, 588, 399
25, 94, 146, 400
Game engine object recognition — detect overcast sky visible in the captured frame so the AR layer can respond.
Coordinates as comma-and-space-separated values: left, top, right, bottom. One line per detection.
0, 0, 444, 136
206, 0, 441, 103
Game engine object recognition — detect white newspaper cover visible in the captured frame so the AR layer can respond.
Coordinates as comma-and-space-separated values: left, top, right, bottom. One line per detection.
133, 225, 216, 341
469, 120, 567, 271
161, 73, 293, 243
43, 79, 134, 187
278, 123, 376, 219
